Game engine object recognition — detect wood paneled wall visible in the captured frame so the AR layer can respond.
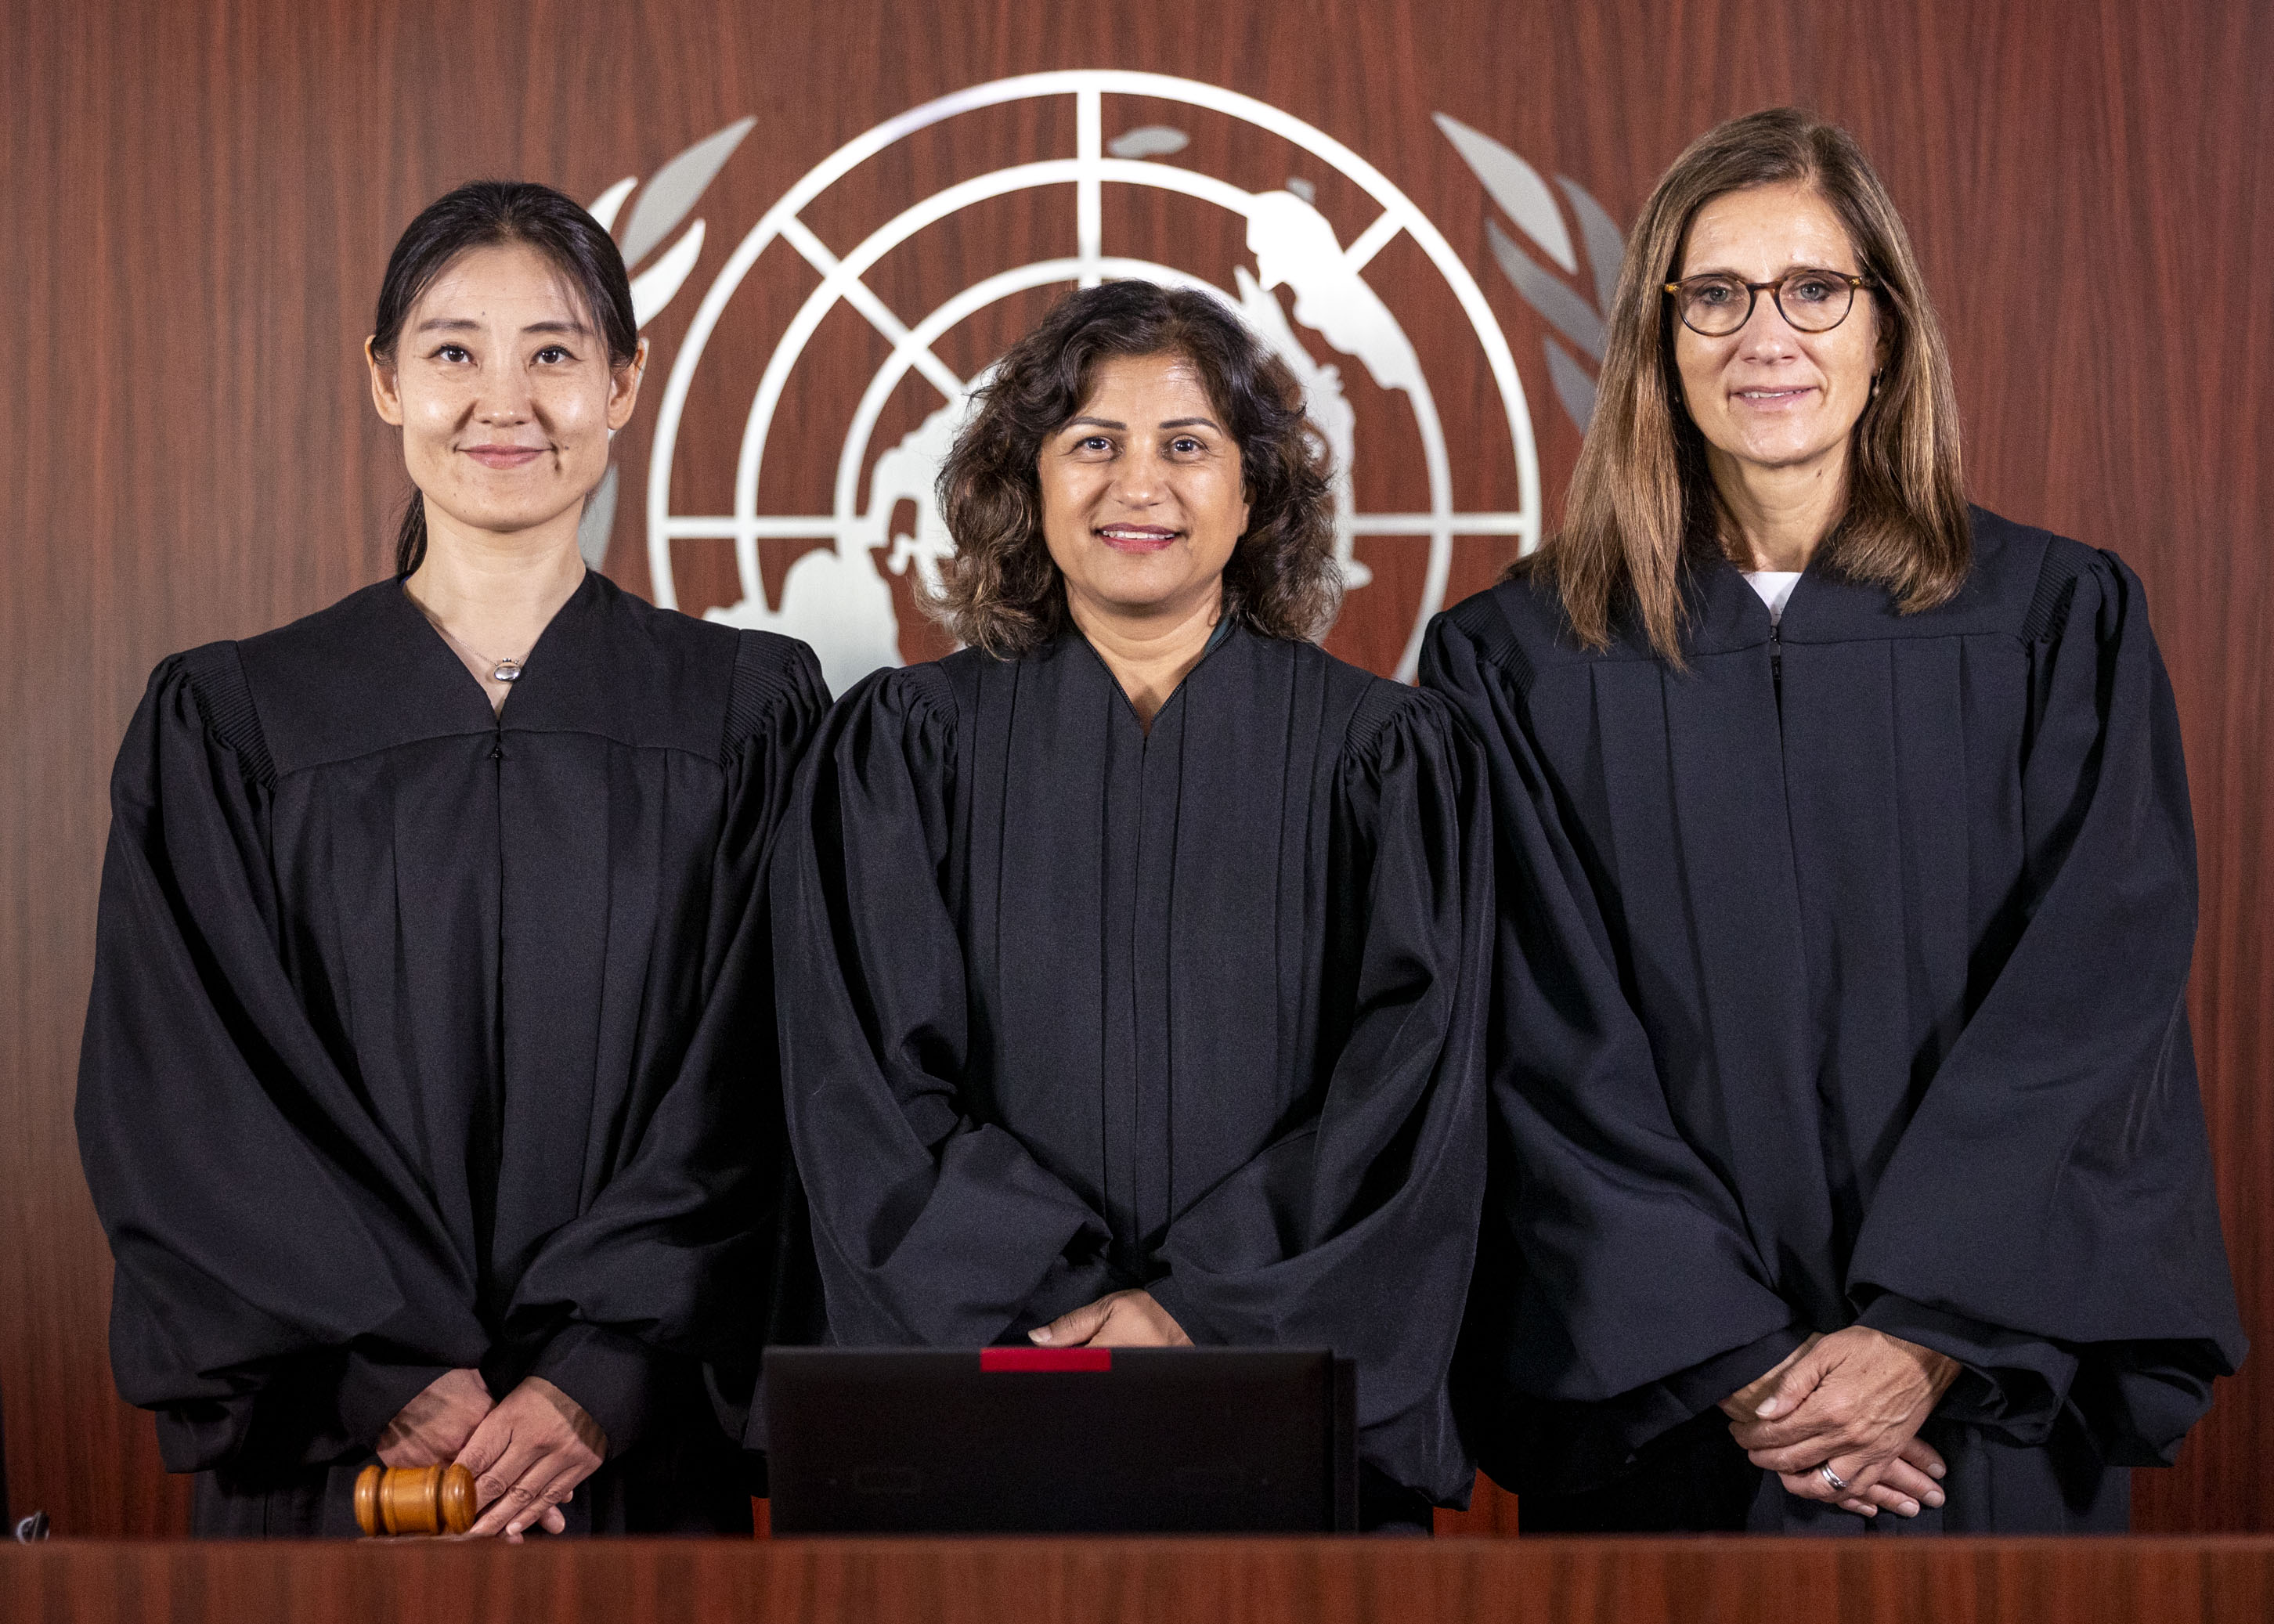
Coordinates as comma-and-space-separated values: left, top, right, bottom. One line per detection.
4, 0, 2268, 1536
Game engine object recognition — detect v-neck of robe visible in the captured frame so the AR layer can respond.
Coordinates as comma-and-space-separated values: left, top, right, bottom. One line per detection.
1072, 612, 1240, 739
1691, 553, 1808, 651
389, 569, 597, 731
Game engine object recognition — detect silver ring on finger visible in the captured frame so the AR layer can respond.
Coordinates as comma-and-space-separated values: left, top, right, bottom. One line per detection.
1819, 1463, 1848, 1492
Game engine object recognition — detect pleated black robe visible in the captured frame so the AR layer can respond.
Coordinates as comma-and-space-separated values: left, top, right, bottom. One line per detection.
76, 572, 825, 1536
1424, 507, 2245, 1533
771, 623, 1491, 1513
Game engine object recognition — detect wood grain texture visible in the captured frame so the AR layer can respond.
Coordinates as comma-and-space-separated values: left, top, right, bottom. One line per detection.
12, 1537, 2274, 1624
1435, 1479, 1521, 1539
4, 0, 2268, 1538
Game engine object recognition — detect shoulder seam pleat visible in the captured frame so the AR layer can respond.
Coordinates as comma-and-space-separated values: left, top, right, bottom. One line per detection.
1464, 596, 1540, 695
179, 643, 277, 787
2021, 550, 2084, 644
721, 631, 808, 762
1345, 676, 1422, 760
893, 659, 963, 742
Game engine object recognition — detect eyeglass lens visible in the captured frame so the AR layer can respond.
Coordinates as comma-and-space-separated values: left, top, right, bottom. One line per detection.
1678, 270, 1857, 336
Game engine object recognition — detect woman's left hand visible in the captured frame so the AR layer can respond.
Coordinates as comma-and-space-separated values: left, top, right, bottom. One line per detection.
1031, 1290, 1193, 1348
453, 1376, 607, 1541
1726, 1326, 1961, 1510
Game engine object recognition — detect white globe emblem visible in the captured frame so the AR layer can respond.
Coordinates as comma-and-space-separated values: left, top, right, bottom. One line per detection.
645, 70, 1539, 691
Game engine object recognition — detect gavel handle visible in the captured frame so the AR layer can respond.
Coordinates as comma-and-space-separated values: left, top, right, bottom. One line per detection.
353, 1463, 479, 1536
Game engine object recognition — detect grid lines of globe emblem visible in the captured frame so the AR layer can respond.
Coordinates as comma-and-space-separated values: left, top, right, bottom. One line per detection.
645, 70, 1539, 693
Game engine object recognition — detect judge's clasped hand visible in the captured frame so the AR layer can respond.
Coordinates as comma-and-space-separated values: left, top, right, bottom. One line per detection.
1031, 1290, 1193, 1348
375, 1366, 493, 1470
1724, 1327, 1960, 1518
449, 1376, 607, 1541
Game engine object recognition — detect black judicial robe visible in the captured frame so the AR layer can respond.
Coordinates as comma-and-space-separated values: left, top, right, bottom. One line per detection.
772, 624, 1492, 1506
76, 572, 825, 1536
1424, 508, 2245, 1533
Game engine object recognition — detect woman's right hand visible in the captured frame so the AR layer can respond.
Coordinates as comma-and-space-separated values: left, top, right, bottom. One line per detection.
1720, 1333, 1947, 1518
1727, 1328, 1957, 1518
1031, 1290, 1193, 1348
1719, 1333, 1823, 1424
376, 1366, 493, 1468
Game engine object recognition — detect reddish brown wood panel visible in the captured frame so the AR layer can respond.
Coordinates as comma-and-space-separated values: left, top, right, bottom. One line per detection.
12, 1537, 2274, 1624
1436, 1475, 1521, 1539
4, 0, 2269, 1538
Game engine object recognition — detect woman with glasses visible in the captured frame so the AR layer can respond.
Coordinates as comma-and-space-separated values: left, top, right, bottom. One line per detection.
771, 280, 1490, 1530
1426, 109, 2242, 1532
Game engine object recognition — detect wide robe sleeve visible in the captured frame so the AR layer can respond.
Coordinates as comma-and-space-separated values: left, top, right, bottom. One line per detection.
1845, 549, 2244, 1463
1140, 687, 1493, 1504
76, 650, 490, 1472
1421, 610, 1808, 1494
508, 635, 828, 1453
774, 669, 1121, 1347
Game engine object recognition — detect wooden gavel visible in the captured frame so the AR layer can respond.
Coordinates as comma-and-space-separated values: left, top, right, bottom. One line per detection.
354, 1463, 478, 1537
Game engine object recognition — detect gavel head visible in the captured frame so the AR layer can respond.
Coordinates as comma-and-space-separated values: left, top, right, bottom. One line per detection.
353, 1463, 479, 1537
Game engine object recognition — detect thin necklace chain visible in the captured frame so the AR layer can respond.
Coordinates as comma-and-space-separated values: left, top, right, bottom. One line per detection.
431, 619, 528, 684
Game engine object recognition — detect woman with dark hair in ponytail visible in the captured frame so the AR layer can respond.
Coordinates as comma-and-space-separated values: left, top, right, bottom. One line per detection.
75, 181, 826, 1538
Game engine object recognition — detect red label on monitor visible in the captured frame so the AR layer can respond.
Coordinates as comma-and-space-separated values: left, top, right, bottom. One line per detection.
980, 1347, 1114, 1373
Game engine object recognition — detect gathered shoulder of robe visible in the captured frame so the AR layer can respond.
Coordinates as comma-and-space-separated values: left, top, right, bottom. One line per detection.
1423, 506, 2245, 1533
76, 570, 826, 1536
772, 623, 1493, 1507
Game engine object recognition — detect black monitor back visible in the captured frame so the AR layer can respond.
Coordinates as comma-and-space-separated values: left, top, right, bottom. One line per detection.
763, 1347, 1357, 1534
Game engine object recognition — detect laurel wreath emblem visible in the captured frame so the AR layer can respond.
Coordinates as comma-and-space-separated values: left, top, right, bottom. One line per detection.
1435, 115, 1626, 433
575, 120, 756, 568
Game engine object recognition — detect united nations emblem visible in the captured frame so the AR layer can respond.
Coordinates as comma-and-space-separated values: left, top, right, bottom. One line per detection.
586, 73, 1619, 693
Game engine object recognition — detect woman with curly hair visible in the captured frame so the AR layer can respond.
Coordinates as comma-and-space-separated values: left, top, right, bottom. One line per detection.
771, 280, 1492, 1528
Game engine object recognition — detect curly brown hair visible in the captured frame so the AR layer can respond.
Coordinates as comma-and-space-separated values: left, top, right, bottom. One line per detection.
932, 280, 1340, 658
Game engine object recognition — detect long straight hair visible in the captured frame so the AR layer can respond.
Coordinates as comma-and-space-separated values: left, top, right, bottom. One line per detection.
1538, 109, 1969, 662
368, 181, 639, 576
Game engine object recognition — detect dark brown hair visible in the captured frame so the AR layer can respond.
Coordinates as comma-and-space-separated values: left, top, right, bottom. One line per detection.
1537, 108, 1969, 661
369, 180, 639, 576
933, 280, 1339, 657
